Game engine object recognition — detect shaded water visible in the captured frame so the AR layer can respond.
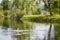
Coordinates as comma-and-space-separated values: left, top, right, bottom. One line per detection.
0, 18, 60, 40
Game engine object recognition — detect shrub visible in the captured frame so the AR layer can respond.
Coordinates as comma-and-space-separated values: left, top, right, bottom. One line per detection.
15, 9, 25, 20
4, 11, 8, 16
32, 8, 41, 15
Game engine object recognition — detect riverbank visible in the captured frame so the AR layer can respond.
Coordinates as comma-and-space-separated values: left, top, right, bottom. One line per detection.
22, 15, 60, 23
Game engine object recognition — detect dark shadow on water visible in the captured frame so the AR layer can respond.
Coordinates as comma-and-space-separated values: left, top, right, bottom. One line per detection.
48, 24, 52, 40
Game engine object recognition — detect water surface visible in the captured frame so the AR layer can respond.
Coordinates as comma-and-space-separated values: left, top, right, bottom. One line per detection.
0, 18, 60, 40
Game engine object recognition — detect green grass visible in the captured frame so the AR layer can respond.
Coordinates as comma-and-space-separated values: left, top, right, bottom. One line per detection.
22, 15, 60, 23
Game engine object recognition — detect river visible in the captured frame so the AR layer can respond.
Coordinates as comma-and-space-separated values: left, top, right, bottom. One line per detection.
0, 17, 60, 40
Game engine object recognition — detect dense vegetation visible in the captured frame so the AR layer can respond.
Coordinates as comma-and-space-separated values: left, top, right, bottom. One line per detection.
0, 0, 60, 22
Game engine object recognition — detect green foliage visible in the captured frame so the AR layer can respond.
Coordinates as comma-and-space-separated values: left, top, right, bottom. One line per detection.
1, 0, 10, 10
53, 1, 58, 8
3, 18, 9, 27
53, 0, 60, 7
0, 5, 3, 10
16, 11, 25, 18
0, 5, 3, 17
51, 0, 60, 14
43, 0, 60, 15
32, 9, 41, 15
4, 11, 8, 16
22, 15, 60, 23
0, 18, 4, 25
11, 0, 39, 15
14, 9, 25, 20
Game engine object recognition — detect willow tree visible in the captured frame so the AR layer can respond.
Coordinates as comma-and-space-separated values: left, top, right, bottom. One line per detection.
11, 0, 38, 16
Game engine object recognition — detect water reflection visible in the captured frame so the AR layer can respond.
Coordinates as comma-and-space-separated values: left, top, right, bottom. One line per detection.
0, 18, 60, 40
30, 23, 54, 40
0, 17, 12, 40
2, 17, 9, 29
54, 24, 60, 40
48, 24, 55, 40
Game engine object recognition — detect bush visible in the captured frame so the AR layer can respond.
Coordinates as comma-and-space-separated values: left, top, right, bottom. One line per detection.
32, 8, 41, 15
4, 11, 8, 16
15, 9, 25, 20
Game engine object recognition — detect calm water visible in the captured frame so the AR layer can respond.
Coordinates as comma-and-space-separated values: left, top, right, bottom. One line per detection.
0, 18, 60, 40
